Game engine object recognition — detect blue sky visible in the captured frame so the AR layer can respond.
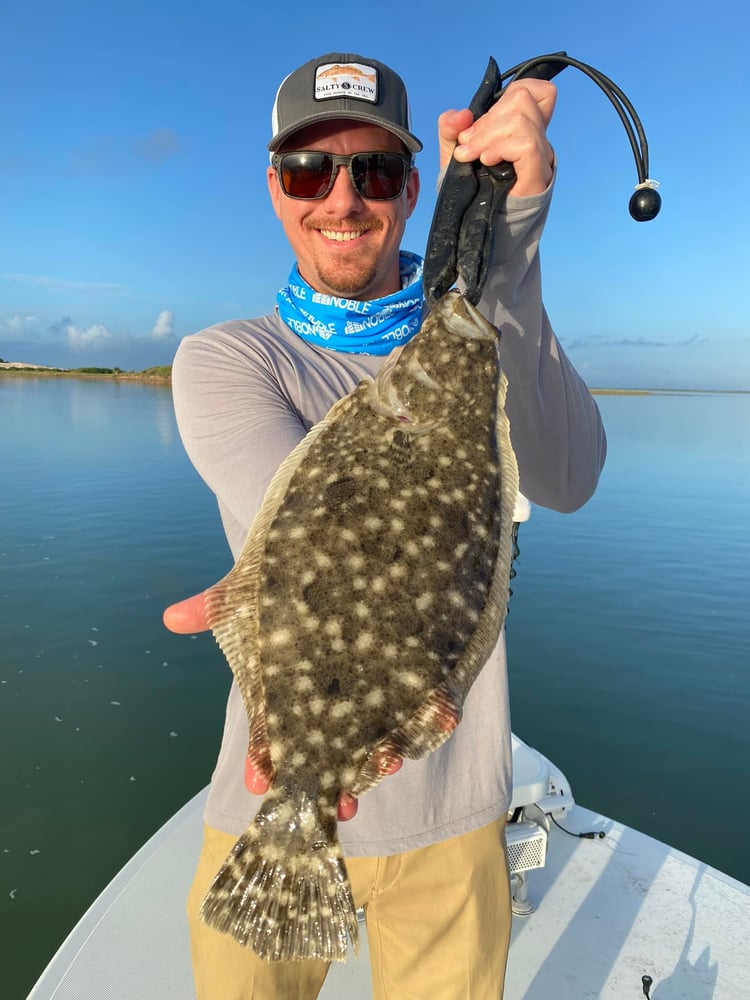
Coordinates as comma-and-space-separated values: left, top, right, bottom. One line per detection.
1, 0, 748, 389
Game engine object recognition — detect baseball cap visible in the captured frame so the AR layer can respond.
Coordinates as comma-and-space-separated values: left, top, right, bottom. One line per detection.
269, 53, 423, 154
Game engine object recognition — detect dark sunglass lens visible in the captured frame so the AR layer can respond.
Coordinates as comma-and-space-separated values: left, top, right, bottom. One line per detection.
281, 152, 333, 199
353, 153, 406, 199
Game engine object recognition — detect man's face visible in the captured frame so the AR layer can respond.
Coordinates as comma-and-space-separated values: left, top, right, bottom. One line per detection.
267, 119, 420, 301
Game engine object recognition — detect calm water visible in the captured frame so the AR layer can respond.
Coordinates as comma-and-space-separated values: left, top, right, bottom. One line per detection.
2, 377, 749, 998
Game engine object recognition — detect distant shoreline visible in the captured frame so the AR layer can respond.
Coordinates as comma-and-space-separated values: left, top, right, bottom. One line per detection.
0, 364, 172, 384
0, 365, 747, 395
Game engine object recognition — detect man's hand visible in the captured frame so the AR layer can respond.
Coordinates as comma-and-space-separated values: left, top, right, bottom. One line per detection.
163, 592, 209, 634
438, 78, 556, 196
163, 591, 402, 821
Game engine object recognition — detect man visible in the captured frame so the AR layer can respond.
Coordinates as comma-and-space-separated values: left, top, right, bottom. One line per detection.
164, 52, 606, 1000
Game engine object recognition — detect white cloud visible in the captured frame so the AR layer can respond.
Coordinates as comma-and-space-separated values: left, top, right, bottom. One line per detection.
66, 322, 112, 348
0, 315, 40, 338
151, 309, 175, 339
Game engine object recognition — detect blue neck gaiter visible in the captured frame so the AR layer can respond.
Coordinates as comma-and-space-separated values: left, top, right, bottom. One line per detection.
276, 251, 424, 356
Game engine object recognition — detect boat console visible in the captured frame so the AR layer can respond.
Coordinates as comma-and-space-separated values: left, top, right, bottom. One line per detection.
507, 735, 575, 914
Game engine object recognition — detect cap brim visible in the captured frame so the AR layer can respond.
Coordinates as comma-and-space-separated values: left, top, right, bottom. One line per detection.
268, 109, 422, 154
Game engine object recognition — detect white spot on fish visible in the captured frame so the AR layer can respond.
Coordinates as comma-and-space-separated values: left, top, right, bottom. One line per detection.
364, 688, 385, 708
330, 701, 354, 719
270, 627, 292, 645
398, 670, 424, 689
355, 632, 374, 653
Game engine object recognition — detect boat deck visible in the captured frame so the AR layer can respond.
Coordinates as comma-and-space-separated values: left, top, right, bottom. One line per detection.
27, 785, 750, 999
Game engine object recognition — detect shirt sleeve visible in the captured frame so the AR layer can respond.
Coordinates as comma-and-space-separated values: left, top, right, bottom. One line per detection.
171, 324, 307, 550
477, 175, 607, 513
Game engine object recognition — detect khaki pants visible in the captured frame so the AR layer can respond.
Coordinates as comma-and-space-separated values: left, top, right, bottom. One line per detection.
187, 818, 511, 1000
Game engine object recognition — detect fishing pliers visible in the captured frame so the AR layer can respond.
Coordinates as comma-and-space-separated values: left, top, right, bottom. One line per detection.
423, 55, 567, 309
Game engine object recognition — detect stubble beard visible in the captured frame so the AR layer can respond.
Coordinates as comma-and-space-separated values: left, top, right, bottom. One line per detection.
303, 216, 388, 300
313, 256, 380, 299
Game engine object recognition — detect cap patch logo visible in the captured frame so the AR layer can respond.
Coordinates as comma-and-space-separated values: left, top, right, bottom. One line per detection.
315, 62, 377, 103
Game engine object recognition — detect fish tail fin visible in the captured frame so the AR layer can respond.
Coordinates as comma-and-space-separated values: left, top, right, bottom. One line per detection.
200, 789, 358, 963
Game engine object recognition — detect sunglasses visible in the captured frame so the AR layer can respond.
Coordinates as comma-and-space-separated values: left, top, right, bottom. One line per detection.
272, 150, 413, 201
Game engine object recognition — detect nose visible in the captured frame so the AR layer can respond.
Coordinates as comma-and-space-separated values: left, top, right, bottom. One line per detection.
323, 162, 363, 212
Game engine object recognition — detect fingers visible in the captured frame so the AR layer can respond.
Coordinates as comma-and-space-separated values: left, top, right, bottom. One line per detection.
243, 752, 404, 822
338, 792, 359, 822
437, 108, 475, 171
440, 79, 557, 197
162, 591, 210, 634
244, 753, 272, 795
337, 752, 402, 821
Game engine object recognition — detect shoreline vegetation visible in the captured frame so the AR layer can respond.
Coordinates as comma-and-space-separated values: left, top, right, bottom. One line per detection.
0, 362, 746, 395
0, 361, 172, 383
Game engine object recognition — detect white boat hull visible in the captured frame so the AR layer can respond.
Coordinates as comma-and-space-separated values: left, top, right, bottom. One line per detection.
27, 745, 750, 999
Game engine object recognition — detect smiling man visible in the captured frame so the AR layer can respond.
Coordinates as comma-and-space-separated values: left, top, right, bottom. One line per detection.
165, 52, 606, 999
269, 120, 419, 302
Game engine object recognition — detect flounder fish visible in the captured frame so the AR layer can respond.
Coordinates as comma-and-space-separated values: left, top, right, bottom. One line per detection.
199, 289, 520, 961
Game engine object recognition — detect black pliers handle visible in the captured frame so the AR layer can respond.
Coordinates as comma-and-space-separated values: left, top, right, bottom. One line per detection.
423, 55, 567, 308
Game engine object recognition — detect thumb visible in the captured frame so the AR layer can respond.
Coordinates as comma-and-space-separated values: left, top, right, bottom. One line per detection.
437, 108, 474, 172
163, 591, 210, 634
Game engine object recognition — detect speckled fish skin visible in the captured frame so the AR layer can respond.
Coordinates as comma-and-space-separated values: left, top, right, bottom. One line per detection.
200, 290, 520, 962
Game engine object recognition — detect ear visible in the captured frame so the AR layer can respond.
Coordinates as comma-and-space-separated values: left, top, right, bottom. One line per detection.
405, 167, 420, 219
267, 165, 283, 220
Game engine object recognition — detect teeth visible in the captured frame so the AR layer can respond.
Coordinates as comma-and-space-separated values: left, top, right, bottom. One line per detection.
320, 230, 363, 242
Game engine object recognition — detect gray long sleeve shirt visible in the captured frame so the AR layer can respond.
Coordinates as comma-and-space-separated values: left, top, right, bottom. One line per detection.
172, 180, 606, 856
